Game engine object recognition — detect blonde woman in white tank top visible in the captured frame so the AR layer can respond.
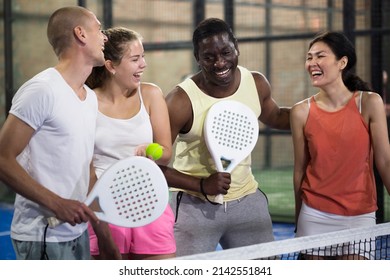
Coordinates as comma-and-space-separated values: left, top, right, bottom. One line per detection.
85, 27, 175, 260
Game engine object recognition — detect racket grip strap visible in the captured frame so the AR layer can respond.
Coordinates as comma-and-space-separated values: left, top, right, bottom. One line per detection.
200, 178, 222, 205
47, 217, 62, 228
213, 194, 224, 204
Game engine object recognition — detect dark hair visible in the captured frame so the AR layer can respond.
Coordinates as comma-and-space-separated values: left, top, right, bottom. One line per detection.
192, 18, 237, 60
86, 27, 143, 89
309, 31, 371, 91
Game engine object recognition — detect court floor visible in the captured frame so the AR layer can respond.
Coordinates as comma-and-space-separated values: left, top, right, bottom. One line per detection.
0, 203, 15, 259
0, 203, 295, 260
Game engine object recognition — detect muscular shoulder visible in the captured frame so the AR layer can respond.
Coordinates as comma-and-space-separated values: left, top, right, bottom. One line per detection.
165, 85, 193, 133
165, 85, 191, 109
250, 70, 268, 81
247, 71, 271, 101
248, 71, 269, 89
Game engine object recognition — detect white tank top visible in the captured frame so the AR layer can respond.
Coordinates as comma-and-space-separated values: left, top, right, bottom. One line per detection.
93, 88, 152, 177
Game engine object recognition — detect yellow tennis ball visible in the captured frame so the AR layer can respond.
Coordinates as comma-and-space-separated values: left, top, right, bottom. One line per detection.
146, 143, 163, 160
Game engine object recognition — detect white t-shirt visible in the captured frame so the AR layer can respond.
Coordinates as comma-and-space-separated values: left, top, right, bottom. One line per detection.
9, 68, 98, 242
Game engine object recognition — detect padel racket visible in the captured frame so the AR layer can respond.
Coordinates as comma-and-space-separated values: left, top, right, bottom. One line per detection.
47, 156, 169, 228
203, 100, 259, 204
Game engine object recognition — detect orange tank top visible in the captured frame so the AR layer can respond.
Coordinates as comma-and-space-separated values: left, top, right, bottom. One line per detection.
301, 92, 377, 216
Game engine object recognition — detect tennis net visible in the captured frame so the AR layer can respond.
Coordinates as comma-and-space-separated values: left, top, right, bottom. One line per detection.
176, 222, 390, 260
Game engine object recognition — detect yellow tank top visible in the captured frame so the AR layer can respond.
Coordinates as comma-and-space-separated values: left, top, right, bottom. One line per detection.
170, 66, 261, 201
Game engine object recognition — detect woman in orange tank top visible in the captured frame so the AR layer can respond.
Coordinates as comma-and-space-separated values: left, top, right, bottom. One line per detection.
290, 31, 390, 259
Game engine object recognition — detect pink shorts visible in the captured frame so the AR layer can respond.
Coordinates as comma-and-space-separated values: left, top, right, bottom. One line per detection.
88, 205, 176, 255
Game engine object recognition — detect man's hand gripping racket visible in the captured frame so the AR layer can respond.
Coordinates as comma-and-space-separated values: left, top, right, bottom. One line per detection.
203, 100, 259, 204
47, 156, 169, 228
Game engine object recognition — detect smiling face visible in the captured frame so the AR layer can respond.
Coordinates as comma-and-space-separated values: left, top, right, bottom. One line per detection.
196, 32, 239, 87
85, 12, 108, 67
112, 39, 147, 90
305, 41, 347, 89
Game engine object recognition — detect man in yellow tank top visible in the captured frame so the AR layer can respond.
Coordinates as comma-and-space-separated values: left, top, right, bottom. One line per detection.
160, 18, 290, 257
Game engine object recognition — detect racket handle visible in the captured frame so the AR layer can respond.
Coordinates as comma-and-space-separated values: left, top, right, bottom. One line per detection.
47, 217, 62, 228
214, 194, 224, 204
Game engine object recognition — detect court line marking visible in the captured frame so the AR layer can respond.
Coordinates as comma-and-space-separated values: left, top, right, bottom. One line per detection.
0, 231, 11, 237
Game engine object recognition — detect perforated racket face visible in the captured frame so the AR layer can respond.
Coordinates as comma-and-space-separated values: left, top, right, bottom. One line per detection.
204, 100, 259, 172
88, 156, 168, 228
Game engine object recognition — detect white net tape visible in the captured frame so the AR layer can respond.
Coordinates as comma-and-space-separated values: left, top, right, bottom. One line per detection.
176, 222, 390, 260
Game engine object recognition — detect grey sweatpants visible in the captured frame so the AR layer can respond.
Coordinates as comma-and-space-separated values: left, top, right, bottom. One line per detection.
170, 188, 274, 257
12, 230, 90, 260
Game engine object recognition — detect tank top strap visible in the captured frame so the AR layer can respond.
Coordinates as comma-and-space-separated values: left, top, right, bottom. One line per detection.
358, 91, 363, 114
307, 96, 315, 109
138, 86, 144, 105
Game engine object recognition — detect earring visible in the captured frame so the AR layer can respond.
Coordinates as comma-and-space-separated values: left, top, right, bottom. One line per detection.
111, 71, 116, 75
